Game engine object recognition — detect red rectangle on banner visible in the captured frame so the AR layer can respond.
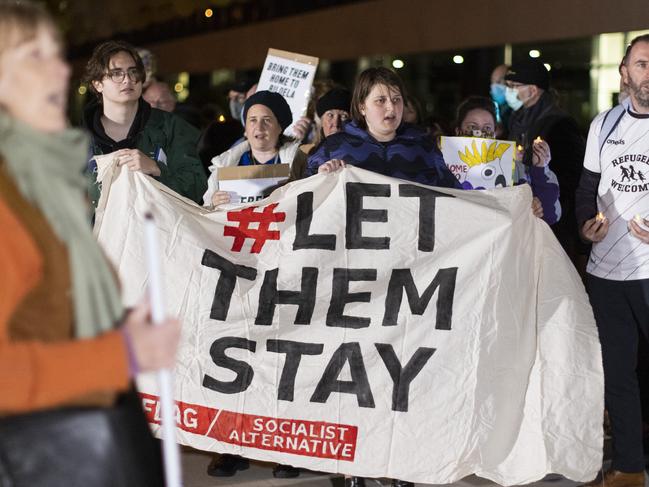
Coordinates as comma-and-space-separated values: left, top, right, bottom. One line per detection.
140, 393, 357, 461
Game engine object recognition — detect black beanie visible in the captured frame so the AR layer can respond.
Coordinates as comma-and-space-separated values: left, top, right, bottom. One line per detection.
316, 88, 352, 118
243, 90, 293, 130
231, 74, 258, 94
505, 59, 550, 90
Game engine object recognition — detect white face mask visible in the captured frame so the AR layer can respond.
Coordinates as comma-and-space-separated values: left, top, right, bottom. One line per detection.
229, 98, 245, 120
505, 87, 524, 111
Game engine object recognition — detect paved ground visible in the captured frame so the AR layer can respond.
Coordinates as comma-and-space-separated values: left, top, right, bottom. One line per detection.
181, 448, 597, 487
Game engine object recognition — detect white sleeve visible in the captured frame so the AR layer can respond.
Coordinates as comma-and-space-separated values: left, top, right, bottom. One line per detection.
583, 111, 607, 174
202, 163, 219, 207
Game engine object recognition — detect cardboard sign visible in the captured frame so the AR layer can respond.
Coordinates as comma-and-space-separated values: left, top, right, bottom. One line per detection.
94, 155, 603, 486
217, 164, 290, 205
440, 136, 516, 189
257, 48, 319, 136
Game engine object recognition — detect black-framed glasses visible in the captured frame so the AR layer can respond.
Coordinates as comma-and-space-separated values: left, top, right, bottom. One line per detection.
105, 67, 142, 83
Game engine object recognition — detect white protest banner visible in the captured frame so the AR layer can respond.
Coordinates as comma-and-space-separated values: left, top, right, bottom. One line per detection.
257, 48, 319, 136
218, 164, 290, 205
94, 155, 603, 486
440, 136, 516, 189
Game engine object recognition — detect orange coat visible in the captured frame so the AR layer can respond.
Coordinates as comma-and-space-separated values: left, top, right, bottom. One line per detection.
0, 164, 129, 414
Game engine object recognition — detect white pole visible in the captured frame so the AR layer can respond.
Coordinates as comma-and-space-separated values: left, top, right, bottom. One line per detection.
144, 211, 182, 487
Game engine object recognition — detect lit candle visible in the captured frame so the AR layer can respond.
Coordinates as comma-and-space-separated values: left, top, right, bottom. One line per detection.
596, 211, 605, 221
634, 214, 643, 223
517, 144, 523, 151
534, 136, 543, 143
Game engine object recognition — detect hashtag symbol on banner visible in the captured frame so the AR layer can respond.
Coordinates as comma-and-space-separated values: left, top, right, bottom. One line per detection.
223, 203, 286, 253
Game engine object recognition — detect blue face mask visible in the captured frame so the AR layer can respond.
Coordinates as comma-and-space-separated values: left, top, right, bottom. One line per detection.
490, 83, 507, 105
505, 87, 524, 111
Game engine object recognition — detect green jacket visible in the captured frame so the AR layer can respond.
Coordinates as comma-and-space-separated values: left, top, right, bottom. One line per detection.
84, 99, 207, 206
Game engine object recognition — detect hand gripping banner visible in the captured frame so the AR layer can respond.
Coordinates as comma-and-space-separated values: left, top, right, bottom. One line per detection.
94, 155, 603, 485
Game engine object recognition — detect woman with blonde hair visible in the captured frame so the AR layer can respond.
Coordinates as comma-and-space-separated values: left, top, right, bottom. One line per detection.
0, 2, 180, 485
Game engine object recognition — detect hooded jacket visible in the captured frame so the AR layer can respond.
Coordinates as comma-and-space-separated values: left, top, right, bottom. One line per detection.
83, 98, 207, 206
508, 92, 585, 251
307, 121, 461, 189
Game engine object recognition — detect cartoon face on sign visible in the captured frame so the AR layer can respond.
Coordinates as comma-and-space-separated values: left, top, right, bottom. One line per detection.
458, 140, 511, 189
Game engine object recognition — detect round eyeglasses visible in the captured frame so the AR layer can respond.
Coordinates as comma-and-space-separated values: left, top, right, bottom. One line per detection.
105, 67, 142, 83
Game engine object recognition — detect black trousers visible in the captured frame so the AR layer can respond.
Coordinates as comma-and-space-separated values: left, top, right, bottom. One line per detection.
587, 274, 649, 472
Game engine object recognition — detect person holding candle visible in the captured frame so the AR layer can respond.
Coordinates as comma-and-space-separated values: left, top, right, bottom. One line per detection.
505, 59, 586, 266
575, 34, 649, 487
454, 96, 560, 224
0, 2, 181, 484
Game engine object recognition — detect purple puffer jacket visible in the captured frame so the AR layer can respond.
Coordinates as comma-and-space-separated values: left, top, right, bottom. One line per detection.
307, 121, 462, 190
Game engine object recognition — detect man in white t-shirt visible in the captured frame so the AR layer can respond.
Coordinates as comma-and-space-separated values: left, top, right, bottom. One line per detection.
576, 34, 649, 487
